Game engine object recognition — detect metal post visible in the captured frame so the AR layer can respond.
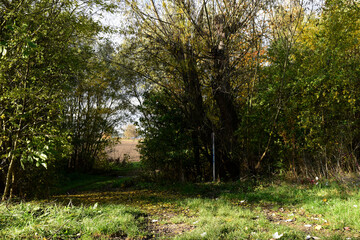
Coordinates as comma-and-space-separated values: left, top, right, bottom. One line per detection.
212, 132, 215, 182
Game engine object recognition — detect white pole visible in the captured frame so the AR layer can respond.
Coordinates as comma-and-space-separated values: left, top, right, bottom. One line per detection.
212, 132, 215, 182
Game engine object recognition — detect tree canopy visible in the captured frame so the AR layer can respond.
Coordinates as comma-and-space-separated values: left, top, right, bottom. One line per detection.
120, 0, 360, 181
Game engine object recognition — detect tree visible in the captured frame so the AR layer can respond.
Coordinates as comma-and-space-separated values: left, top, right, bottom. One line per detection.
120, 0, 360, 180
292, 0, 360, 175
64, 42, 132, 171
138, 91, 194, 181
124, 124, 138, 139
262, 0, 360, 177
0, 0, 114, 200
255, 0, 312, 175
122, 0, 269, 180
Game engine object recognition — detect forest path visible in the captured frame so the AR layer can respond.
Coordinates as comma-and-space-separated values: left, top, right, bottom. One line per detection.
53, 161, 197, 239
52, 166, 360, 239
54, 187, 197, 239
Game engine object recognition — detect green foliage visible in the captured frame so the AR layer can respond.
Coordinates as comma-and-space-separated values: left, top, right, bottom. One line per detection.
139, 91, 199, 181
122, 0, 360, 180
126, 0, 269, 180
260, 0, 360, 176
0, 0, 115, 200
64, 41, 132, 171
2, 0, 359, 201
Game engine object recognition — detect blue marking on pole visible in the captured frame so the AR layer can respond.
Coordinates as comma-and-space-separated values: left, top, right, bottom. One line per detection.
212, 132, 215, 182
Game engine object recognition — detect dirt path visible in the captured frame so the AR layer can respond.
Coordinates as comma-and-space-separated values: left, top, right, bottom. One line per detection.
54, 189, 197, 239
52, 182, 360, 240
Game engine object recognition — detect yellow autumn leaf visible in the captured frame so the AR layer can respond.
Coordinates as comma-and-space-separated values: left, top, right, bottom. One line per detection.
315, 225, 322, 230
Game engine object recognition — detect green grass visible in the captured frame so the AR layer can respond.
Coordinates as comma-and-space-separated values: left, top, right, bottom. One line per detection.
54, 162, 141, 194
133, 179, 360, 239
110, 161, 142, 176
3, 173, 360, 239
172, 198, 304, 240
0, 201, 147, 239
54, 172, 115, 194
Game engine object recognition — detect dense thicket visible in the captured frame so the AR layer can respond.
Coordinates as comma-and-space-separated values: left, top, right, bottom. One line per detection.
122, 0, 360, 181
1, 0, 359, 199
0, 0, 124, 200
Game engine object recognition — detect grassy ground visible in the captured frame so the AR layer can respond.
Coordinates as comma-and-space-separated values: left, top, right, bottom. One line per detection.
1, 165, 360, 239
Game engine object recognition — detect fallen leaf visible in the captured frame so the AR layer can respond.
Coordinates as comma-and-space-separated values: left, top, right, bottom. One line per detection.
315, 225, 322, 230
272, 232, 283, 239
344, 227, 350, 231
306, 236, 321, 240
304, 224, 312, 228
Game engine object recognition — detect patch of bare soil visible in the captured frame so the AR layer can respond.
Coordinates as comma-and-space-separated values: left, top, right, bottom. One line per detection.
145, 206, 196, 238
107, 139, 141, 162
147, 221, 195, 238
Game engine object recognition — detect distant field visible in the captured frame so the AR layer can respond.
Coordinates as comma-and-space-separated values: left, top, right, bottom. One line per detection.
106, 139, 141, 162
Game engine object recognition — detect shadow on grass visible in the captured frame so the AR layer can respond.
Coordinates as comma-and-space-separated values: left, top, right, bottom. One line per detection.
52, 170, 354, 213
52, 162, 142, 195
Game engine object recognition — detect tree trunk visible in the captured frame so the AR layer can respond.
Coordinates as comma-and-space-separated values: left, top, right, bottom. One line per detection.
174, 44, 210, 180
210, 43, 240, 179
2, 131, 19, 201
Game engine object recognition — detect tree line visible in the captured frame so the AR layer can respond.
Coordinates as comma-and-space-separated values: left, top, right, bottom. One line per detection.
121, 0, 360, 181
0, 0, 134, 200
0, 0, 359, 200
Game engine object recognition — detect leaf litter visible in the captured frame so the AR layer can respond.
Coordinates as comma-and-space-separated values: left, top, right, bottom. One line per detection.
50, 178, 360, 239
